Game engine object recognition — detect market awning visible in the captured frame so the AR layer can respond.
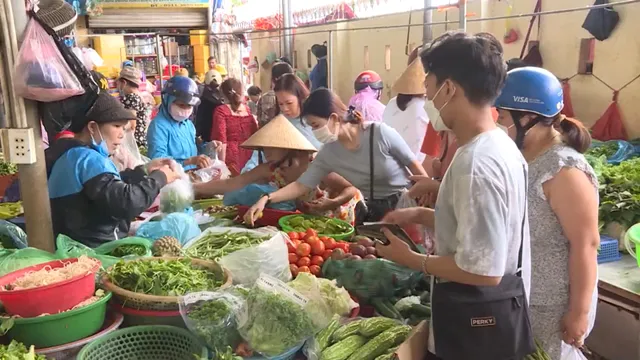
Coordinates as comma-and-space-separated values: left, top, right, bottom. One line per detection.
88, 8, 208, 29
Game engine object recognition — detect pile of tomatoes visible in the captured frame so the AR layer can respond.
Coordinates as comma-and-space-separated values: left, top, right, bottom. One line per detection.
287, 228, 351, 277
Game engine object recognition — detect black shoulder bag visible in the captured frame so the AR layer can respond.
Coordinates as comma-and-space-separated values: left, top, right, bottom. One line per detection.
431, 165, 535, 360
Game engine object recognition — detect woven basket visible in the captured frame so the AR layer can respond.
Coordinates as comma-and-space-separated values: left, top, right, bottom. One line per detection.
102, 257, 232, 311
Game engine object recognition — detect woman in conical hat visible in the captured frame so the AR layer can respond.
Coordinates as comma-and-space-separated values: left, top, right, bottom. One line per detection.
194, 114, 363, 224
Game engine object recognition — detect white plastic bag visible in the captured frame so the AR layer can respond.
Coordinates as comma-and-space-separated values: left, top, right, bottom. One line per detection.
112, 131, 145, 171
560, 344, 587, 360
396, 190, 433, 253
560, 282, 598, 360
159, 162, 194, 213
184, 227, 291, 285
192, 159, 231, 183
14, 19, 84, 102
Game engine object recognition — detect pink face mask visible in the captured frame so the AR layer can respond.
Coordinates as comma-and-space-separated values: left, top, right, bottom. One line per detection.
169, 103, 193, 121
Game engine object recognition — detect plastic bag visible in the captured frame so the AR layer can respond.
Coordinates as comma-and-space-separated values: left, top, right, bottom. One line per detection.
560, 344, 587, 360
395, 190, 433, 251
591, 94, 628, 141
185, 227, 290, 284
112, 130, 145, 171
0, 220, 28, 249
561, 80, 575, 118
321, 258, 424, 302
179, 289, 246, 354
159, 162, 194, 213
14, 19, 84, 102
237, 274, 324, 357
288, 272, 357, 318
0, 248, 60, 276
135, 212, 201, 245
190, 160, 231, 183
55, 234, 153, 269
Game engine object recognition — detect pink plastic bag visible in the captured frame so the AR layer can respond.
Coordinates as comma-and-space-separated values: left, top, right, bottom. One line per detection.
13, 19, 84, 102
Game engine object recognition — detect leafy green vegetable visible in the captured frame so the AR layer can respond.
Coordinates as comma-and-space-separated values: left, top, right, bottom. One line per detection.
212, 346, 242, 360
586, 141, 618, 159
587, 155, 640, 229
108, 244, 147, 257
284, 215, 351, 234
288, 272, 355, 317
107, 258, 223, 296
0, 340, 46, 359
185, 231, 270, 261
139, 146, 148, 157
187, 298, 242, 354
0, 161, 17, 177
239, 286, 317, 356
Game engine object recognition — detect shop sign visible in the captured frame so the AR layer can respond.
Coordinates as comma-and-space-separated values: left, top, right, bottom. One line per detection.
100, 0, 208, 9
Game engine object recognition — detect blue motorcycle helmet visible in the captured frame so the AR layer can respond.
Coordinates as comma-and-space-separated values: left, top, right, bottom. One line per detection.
162, 75, 201, 107
494, 66, 564, 148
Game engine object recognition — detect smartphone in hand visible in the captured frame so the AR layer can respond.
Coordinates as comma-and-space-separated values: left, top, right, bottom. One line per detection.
356, 223, 421, 253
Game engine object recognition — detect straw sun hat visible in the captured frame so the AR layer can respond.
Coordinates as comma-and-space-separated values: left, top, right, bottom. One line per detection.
392, 58, 427, 95
242, 114, 317, 152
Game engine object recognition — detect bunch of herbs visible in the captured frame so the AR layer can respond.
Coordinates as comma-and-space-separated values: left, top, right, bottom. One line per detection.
107, 258, 223, 296
187, 298, 242, 354
185, 231, 270, 261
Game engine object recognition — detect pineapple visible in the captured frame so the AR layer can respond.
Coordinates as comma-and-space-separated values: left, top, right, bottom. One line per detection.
152, 236, 182, 257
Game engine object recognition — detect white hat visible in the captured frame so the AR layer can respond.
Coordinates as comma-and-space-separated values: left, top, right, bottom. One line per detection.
242, 115, 317, 152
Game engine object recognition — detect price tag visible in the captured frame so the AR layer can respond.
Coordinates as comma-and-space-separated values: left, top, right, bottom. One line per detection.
256, 274, 308, 307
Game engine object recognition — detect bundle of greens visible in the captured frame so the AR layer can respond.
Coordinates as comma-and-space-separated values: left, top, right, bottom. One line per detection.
0, 340, 45, 359
288, 273, 356, 318
108, 244, 147, 257
185, 231, 271, 261
587, 155, 640, 229
283, 215, 351, 234
0, 161, 17, 177
107, 258, 223, 296
239, 285, 317, 356
586, 141, 618, 159
185, 296, 243, 354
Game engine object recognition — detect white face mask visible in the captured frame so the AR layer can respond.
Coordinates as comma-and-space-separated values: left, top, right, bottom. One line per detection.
313, 122, 338, 144
169, 103, 193, 122
424, 77, 454, 132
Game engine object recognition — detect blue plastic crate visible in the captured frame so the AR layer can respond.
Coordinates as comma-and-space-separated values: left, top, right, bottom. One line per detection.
598, 235, 622, 264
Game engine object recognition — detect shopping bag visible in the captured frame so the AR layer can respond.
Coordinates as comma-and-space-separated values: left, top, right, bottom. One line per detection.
560, 344, 587, 360
135, 212, 201, 245
159, 161, 194, 213
0, 248, 60, 276
13, 19, 84, 102
395, 190, 434, 252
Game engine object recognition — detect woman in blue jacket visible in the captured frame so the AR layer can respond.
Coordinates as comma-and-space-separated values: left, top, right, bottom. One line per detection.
46, 92, 180, 247
147, 76, 212, 170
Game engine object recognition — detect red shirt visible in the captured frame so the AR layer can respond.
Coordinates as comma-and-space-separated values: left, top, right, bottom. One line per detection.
211, 105, 258, 174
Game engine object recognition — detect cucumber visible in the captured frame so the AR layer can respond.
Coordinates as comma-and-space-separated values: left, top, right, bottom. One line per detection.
371, 298, 402, 320
407, 304, 431, 317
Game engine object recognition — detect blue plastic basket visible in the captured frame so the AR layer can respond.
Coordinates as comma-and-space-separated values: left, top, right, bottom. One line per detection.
598, 235, 622, 264
246, 342, 304, 360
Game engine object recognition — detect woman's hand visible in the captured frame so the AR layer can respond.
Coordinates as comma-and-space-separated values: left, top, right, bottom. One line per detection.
375, 228, 413, 264
408, 175, 440, 199
157, 165, 181, 183
304, 198, 339, 212
145, 158, 174, 173
562, 310, 589, 347
381, 208, 419, 226
188, 155, 213, 169
243, 196, 268, 227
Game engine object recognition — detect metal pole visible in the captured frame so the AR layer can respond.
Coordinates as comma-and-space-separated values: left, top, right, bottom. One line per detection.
422, 0, 433, 44
208, 0, 214, 57
327, 30, 333, 90
459, 0, 467, 31
281, 0, 293, 61
155, 33, 163, 88
9, 0, 54, 251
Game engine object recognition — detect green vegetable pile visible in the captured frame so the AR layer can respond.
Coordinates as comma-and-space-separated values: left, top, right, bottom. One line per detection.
187, 298, 242, 354
211, 347, 242, 360
239, 286, 317, 356
0, 161, 17, 177
283, 215, 351, 234
108, 244, 147, 257
139, 146, 148, 157
107, 258, 223, 296
0, 340, 45, 360
288, 272, 355, 318
185, 231, 271, 261
587, 155, 640, 229
587, 141, 618, 159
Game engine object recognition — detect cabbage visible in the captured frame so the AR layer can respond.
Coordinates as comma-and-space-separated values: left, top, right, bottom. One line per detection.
288, 273, 357, 317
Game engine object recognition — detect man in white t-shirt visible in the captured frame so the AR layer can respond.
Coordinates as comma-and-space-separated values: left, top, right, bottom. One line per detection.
376, 31, 531, 360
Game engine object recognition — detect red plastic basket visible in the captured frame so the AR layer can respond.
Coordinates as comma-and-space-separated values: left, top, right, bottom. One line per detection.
236, 206, 299, 227
0, 258, 99, 317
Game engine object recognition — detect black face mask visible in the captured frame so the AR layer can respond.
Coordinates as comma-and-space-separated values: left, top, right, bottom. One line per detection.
510, 111, 542, 149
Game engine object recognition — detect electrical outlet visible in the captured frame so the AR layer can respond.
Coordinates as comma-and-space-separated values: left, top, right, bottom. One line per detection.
0, 128, 37, 165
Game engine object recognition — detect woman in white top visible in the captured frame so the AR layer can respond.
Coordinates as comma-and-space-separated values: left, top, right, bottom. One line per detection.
383, 58, 429, 162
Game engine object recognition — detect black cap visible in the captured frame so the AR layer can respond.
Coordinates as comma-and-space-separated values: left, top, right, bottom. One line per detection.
70, 92, 134, 132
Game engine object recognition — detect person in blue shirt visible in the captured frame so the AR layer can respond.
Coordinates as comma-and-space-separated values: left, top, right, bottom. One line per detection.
46, 92, 180, 247
309, 42, 328, 91
147, 76, 212, 170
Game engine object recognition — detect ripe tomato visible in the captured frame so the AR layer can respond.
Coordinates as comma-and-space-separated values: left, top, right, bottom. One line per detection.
335, 242, 350, 253
298, 266, 310, 273
310, 255, 324, 266
309, 265, 321, 276
288, 253, 299, 264
289, 264, 299, 277
287, 231, 299, 241
321, 237, 336, 250
297, 256, 311, 267
319, 236, 329, 242
297, 232, 307, 240
287, 239, 299, 253
305, 228, 318, 239
305, 235, 319, 244
309, 239, 325, 256
296, 242, 311, 257
321, 249, 333, 260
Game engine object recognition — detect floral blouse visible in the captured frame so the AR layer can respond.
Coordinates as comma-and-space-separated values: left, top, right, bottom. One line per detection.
121, 93, 148, 147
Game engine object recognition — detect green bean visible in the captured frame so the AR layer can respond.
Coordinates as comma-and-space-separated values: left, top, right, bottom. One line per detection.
185, 231, 271, 261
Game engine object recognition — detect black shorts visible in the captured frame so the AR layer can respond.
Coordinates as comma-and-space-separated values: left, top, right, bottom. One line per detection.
425, 353, 443, 360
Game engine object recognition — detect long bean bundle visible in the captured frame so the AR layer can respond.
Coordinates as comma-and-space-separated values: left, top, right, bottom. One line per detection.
186, 231, 271, 261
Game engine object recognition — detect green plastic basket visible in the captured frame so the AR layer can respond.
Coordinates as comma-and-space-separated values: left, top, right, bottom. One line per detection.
278, 214, 354, 240
4, 292, 112, 348
624, 223, 640, 267
77, 325, 206, 360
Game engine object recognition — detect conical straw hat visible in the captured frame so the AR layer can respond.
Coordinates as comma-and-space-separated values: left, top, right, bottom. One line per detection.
392, 58, 427, 95
242, 114, 318, 152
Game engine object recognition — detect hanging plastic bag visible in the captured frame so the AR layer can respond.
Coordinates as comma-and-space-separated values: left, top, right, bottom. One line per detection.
190, 160, 231, 183
0, 220, 28, 249
561, 79, 576, 118
135, 212, 201, 245
560, 345, 587, 360
395, 190, 432, 251
159, 161, 194, 213
582, 0, 620, 41
55, 234, 153, 268
13, 19, 84, 102
237, 274, 325, 357
184, 227, 290, 284
179, 289, 246, 355
112, 130, 146, 171
591, 91, 628, 141
0, 248, 60, 276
